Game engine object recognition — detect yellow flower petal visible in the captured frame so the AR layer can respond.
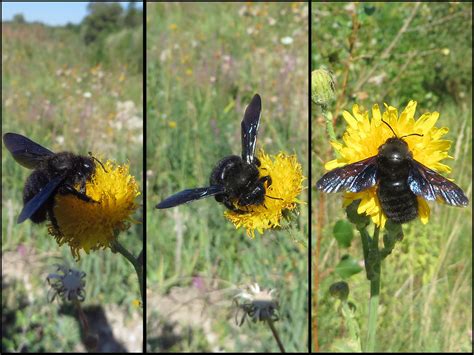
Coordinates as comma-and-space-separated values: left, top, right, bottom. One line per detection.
224, 150, 305, 237
417, 197, 430, 224
49, 160, 140, 260
324, 101, 460, 227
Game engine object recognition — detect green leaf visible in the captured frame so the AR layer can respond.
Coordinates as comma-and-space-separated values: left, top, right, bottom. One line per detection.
333, 220, 354, 248
335, 255, 363, 279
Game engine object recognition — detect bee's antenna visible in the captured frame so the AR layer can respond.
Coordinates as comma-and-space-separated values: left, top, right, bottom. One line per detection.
382, 119, 423, 140
400, 133, 424, 139
88, 152, 108, 173
381, 119, 398, 137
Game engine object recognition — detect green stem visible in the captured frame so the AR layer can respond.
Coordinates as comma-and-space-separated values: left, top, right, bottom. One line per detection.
366, 226, 381, 352
112, 240, 144, 305
358, 226, 371, 275
322, 107, 337, 142
267, 319, 286, 353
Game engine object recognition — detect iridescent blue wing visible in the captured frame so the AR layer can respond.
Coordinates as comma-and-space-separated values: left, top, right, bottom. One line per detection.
408, 160, 468, 206
316, 156, 378, 193
17, 175, 64, 223
3, 133, 54, 169
156, 185, 225, 209
241, 94, 262, 164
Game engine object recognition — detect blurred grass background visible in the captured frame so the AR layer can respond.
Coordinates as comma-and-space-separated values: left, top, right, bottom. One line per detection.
312, 2, 472, 352
146, 2, 308, 352
2, 4, 143, 352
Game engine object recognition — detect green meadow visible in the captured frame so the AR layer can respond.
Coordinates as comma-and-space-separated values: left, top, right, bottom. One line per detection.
312, 2, 472, 352
1, 20, 143, 352
146, 3, 308, 352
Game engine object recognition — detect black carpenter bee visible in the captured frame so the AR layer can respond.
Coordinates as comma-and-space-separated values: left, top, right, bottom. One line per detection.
3, 132, 105, 230
157, 94, 275, 212
316, 120, 468, 224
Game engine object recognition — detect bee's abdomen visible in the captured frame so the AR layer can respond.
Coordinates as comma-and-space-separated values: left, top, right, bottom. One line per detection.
377, 180, 418, 224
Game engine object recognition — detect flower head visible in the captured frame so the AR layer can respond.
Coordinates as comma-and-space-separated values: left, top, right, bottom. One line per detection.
224, 150, 305, 238
47, 263, 86, 302
325, 101, 456, 228
234, 283, 279, 325
49, 160, 140, 260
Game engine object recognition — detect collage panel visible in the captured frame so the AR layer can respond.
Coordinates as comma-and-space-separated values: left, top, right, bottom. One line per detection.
1, 1, 472, 354
2, 2, 144, 352
146, 2, 309, 353
312, 2, 472, 353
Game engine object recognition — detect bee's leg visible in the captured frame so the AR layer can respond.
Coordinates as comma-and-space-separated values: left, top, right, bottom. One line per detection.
79, 178, 87, 194
254, 157, 261, 167
259, 175, 272, 187
62, 184, 97, 203
222, 196, 248, 214
47, 205, 62, 235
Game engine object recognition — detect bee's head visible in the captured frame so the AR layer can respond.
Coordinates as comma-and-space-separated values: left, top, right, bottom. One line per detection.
76, 156, 96, 179
378, 138, 411, 165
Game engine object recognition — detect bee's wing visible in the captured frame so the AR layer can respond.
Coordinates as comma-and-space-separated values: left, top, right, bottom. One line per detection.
3, 133, 54, 169
408, 160, 468, 206
17, 175, 65, 223
316, 156, 378, 193
156, 185, 225, 209
241, 94, 262, 164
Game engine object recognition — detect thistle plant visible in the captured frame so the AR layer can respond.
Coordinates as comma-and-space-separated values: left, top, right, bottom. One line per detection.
234, 283, 285, 353
312, 67, 468, 351
225, 151, 305, 238
48, 158, 144, 303
47, 264, 98, 351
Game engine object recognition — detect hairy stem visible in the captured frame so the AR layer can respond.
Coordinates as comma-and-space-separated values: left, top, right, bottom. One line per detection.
112, 240, 144, 305
366, 226, 381, 352
267, 319, 286, 353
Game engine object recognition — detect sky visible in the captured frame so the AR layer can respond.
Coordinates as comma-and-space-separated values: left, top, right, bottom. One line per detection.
1, 2, 143, 26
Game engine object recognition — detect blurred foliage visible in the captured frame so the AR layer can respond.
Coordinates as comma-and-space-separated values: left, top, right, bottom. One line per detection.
312, 2, 472, 108
312, 2, 472, 353
12, 13, 26, 24
2, 9, 143, 353
81, 2, 143, 73
147, 2, 308, 353
81, 2, 124, 45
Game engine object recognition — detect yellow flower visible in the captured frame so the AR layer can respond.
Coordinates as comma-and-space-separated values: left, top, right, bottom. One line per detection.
224, 150, 305, 238
325, 101, 455, 228
49, 160, 140, 260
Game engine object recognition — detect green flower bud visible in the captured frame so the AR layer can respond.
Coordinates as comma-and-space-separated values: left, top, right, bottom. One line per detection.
311, 67, 336, 107
329, 281, 350, 301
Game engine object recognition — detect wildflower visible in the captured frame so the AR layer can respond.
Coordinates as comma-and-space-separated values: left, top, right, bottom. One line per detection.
280, 36, 294, 45
83, 92, 92, 99
441, 48, 450, 56
224, 150, 305, 238
234, 283, 279, 326
47, 264, 86, 302
324, 101, 458, 228
49, 160, 140, 260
